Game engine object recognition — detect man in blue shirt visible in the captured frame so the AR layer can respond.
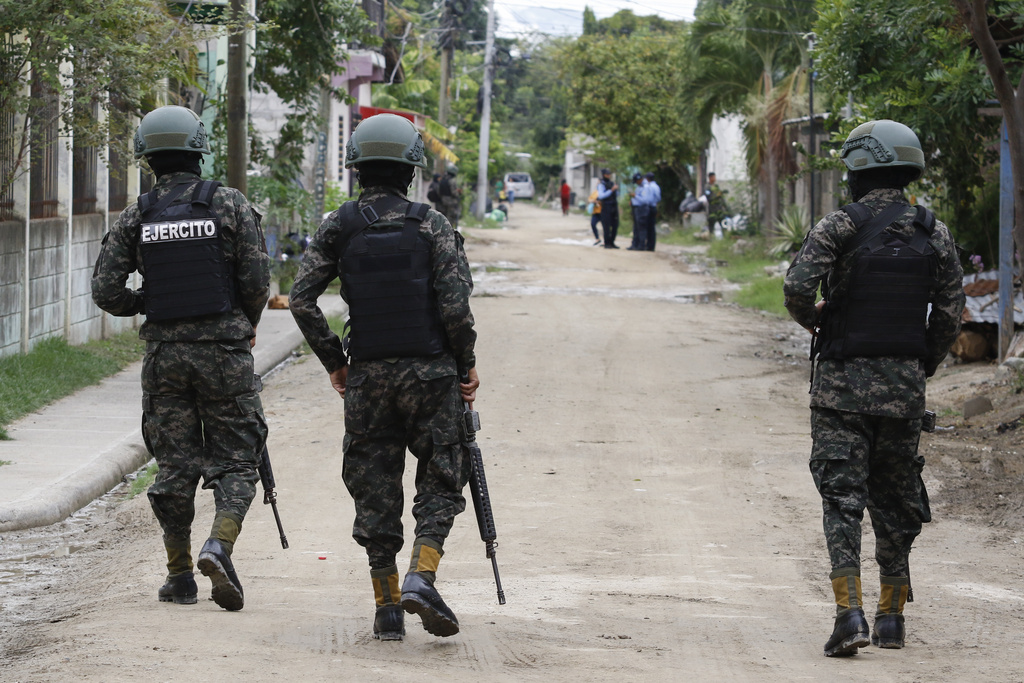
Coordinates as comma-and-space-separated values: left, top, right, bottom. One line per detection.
643, 172, 661, 251
628, 172, 649, 251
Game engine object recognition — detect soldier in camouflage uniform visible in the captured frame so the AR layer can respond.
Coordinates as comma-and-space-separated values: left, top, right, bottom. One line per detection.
91, 105, 270, 612
439, 163, 463, 230
289, 113, 479, 641
784, 120, 964, 657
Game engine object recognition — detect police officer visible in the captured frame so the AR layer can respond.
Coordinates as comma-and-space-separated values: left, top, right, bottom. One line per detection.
289, 113, 479, 641
627, 172, 648, 251
597, 168, 620, 248
783, 120, 964, 656
643, 172, 661, 252
91, 105, 271, 611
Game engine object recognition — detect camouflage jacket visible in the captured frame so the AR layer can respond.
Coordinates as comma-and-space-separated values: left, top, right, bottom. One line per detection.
91, 171, 270, 342
783, 188, 965, 417
289, 186, 476, 374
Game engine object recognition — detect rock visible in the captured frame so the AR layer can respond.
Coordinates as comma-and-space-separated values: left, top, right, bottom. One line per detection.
950, 330, 990, 362
963, 395, 994, 420
1002, 357, 1024, 371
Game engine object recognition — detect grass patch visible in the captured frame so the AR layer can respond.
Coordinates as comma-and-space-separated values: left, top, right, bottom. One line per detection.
733, 275, 788, 317
0, 459, 12, 467
298, 314, 347, 358
0, 329, 145, 439
128, 461, 159, 497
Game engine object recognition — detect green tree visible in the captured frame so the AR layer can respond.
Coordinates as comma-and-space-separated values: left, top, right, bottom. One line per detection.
561, 15, 700, 203
813, 0, 1001, 262
0, 0, 199, 197
687, 0, 813, 232
241, 0, 372, 230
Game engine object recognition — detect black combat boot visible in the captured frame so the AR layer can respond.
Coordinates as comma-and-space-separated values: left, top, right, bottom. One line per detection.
824, 608, 871, 657
374, 605, 406, 641
401, 571, 459, 637
197, 538, 244, 611
824, 567, 870, 657
158, 571, 198, 605
371, 566, 404, 641
872, 575, 910, 648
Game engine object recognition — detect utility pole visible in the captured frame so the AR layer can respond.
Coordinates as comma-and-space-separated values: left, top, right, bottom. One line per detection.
226, 0, 247, 193
807, 33, 816, 232
436, 0, 454, 176
475, 0, 496, 218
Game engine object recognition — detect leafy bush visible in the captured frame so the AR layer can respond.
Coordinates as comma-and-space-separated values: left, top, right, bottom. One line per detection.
769, 204, 809, 259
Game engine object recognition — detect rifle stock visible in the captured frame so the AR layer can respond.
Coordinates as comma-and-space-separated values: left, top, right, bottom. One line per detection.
463, 395, 506, 605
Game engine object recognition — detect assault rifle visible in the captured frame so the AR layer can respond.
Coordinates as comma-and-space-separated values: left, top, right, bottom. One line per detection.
258, 445, 289, 550
461, 377, 506, 605
253, 374, 288, 549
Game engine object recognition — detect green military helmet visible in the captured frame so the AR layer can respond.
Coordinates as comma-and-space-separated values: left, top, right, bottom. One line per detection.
344, 113, 427, 169
446, 162, 458, 175
133, 105, 211, 159
840, 119, 925, 180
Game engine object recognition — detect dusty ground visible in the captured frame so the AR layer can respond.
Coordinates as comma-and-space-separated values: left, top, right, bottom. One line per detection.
2, 203, 1024, 681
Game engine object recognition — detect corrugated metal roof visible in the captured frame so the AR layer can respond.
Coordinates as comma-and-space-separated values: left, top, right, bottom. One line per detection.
962, 271, 1024, 324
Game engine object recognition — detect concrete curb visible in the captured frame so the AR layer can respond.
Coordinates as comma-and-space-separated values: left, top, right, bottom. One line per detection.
0, 296, 344, 533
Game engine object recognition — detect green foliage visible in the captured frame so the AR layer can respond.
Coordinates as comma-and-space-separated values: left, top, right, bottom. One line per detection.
813, 0, 1002, 251
0, 0, 201, 197
129, 462, 159, 498
560, 19, 700, 195
733, 275, 788, 318
769, 204, 809, 258
0, 331, 145, 438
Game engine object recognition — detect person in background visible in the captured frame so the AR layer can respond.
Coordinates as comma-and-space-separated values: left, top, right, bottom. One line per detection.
587, 187, 603, 246
644, 172, 661, 252
596, 168, 620, 249
560, 179, 572, 216
627, 172, 649, 251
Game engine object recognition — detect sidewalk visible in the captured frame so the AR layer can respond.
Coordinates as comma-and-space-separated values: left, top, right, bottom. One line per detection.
0, 295, 346, 533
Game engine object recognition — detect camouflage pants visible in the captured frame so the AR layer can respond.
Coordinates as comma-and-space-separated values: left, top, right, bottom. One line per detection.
342, 357, 469, 570
142, 340, 267, 542
441, 197, 461, 230
810, 408, 930, 576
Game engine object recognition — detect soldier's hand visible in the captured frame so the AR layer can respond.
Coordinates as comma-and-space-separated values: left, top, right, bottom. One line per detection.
330, 366, 348, 399
460, 367, 479, 405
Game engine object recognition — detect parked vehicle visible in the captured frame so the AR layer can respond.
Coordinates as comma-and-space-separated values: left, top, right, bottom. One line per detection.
503, 172, 534, 200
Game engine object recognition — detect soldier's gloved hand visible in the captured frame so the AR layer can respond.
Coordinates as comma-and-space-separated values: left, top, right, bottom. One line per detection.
330, 365, 348, 399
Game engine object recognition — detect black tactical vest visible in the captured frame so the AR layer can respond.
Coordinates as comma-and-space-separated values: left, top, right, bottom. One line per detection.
816, 202, 937, 360
137, 180, 237, 322
336, 197, 447, 361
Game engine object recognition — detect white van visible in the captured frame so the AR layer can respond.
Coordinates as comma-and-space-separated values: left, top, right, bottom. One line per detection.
503, 172, 535, 200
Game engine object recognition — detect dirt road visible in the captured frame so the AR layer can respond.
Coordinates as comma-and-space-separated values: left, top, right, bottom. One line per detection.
3, 203, 1024, 681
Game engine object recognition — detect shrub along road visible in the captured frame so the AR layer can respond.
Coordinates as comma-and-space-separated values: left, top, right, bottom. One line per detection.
2, 202, 1022, 680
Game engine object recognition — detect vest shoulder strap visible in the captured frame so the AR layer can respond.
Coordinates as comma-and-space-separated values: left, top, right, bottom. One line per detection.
399, 202, 431, 250
841, 202, 907, 255
192, 180, 222, 206
137, 182, 194, 221
335, 196, 426, 255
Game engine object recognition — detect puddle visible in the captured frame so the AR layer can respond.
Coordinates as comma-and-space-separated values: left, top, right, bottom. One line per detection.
472, 281, 733, 303
674, 291, 724, 304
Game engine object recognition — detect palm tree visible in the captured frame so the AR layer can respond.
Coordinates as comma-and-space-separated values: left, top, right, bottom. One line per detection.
686, 0, 814, 232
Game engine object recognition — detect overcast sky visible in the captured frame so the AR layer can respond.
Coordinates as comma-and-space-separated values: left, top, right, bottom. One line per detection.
494, 0, 698, 39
